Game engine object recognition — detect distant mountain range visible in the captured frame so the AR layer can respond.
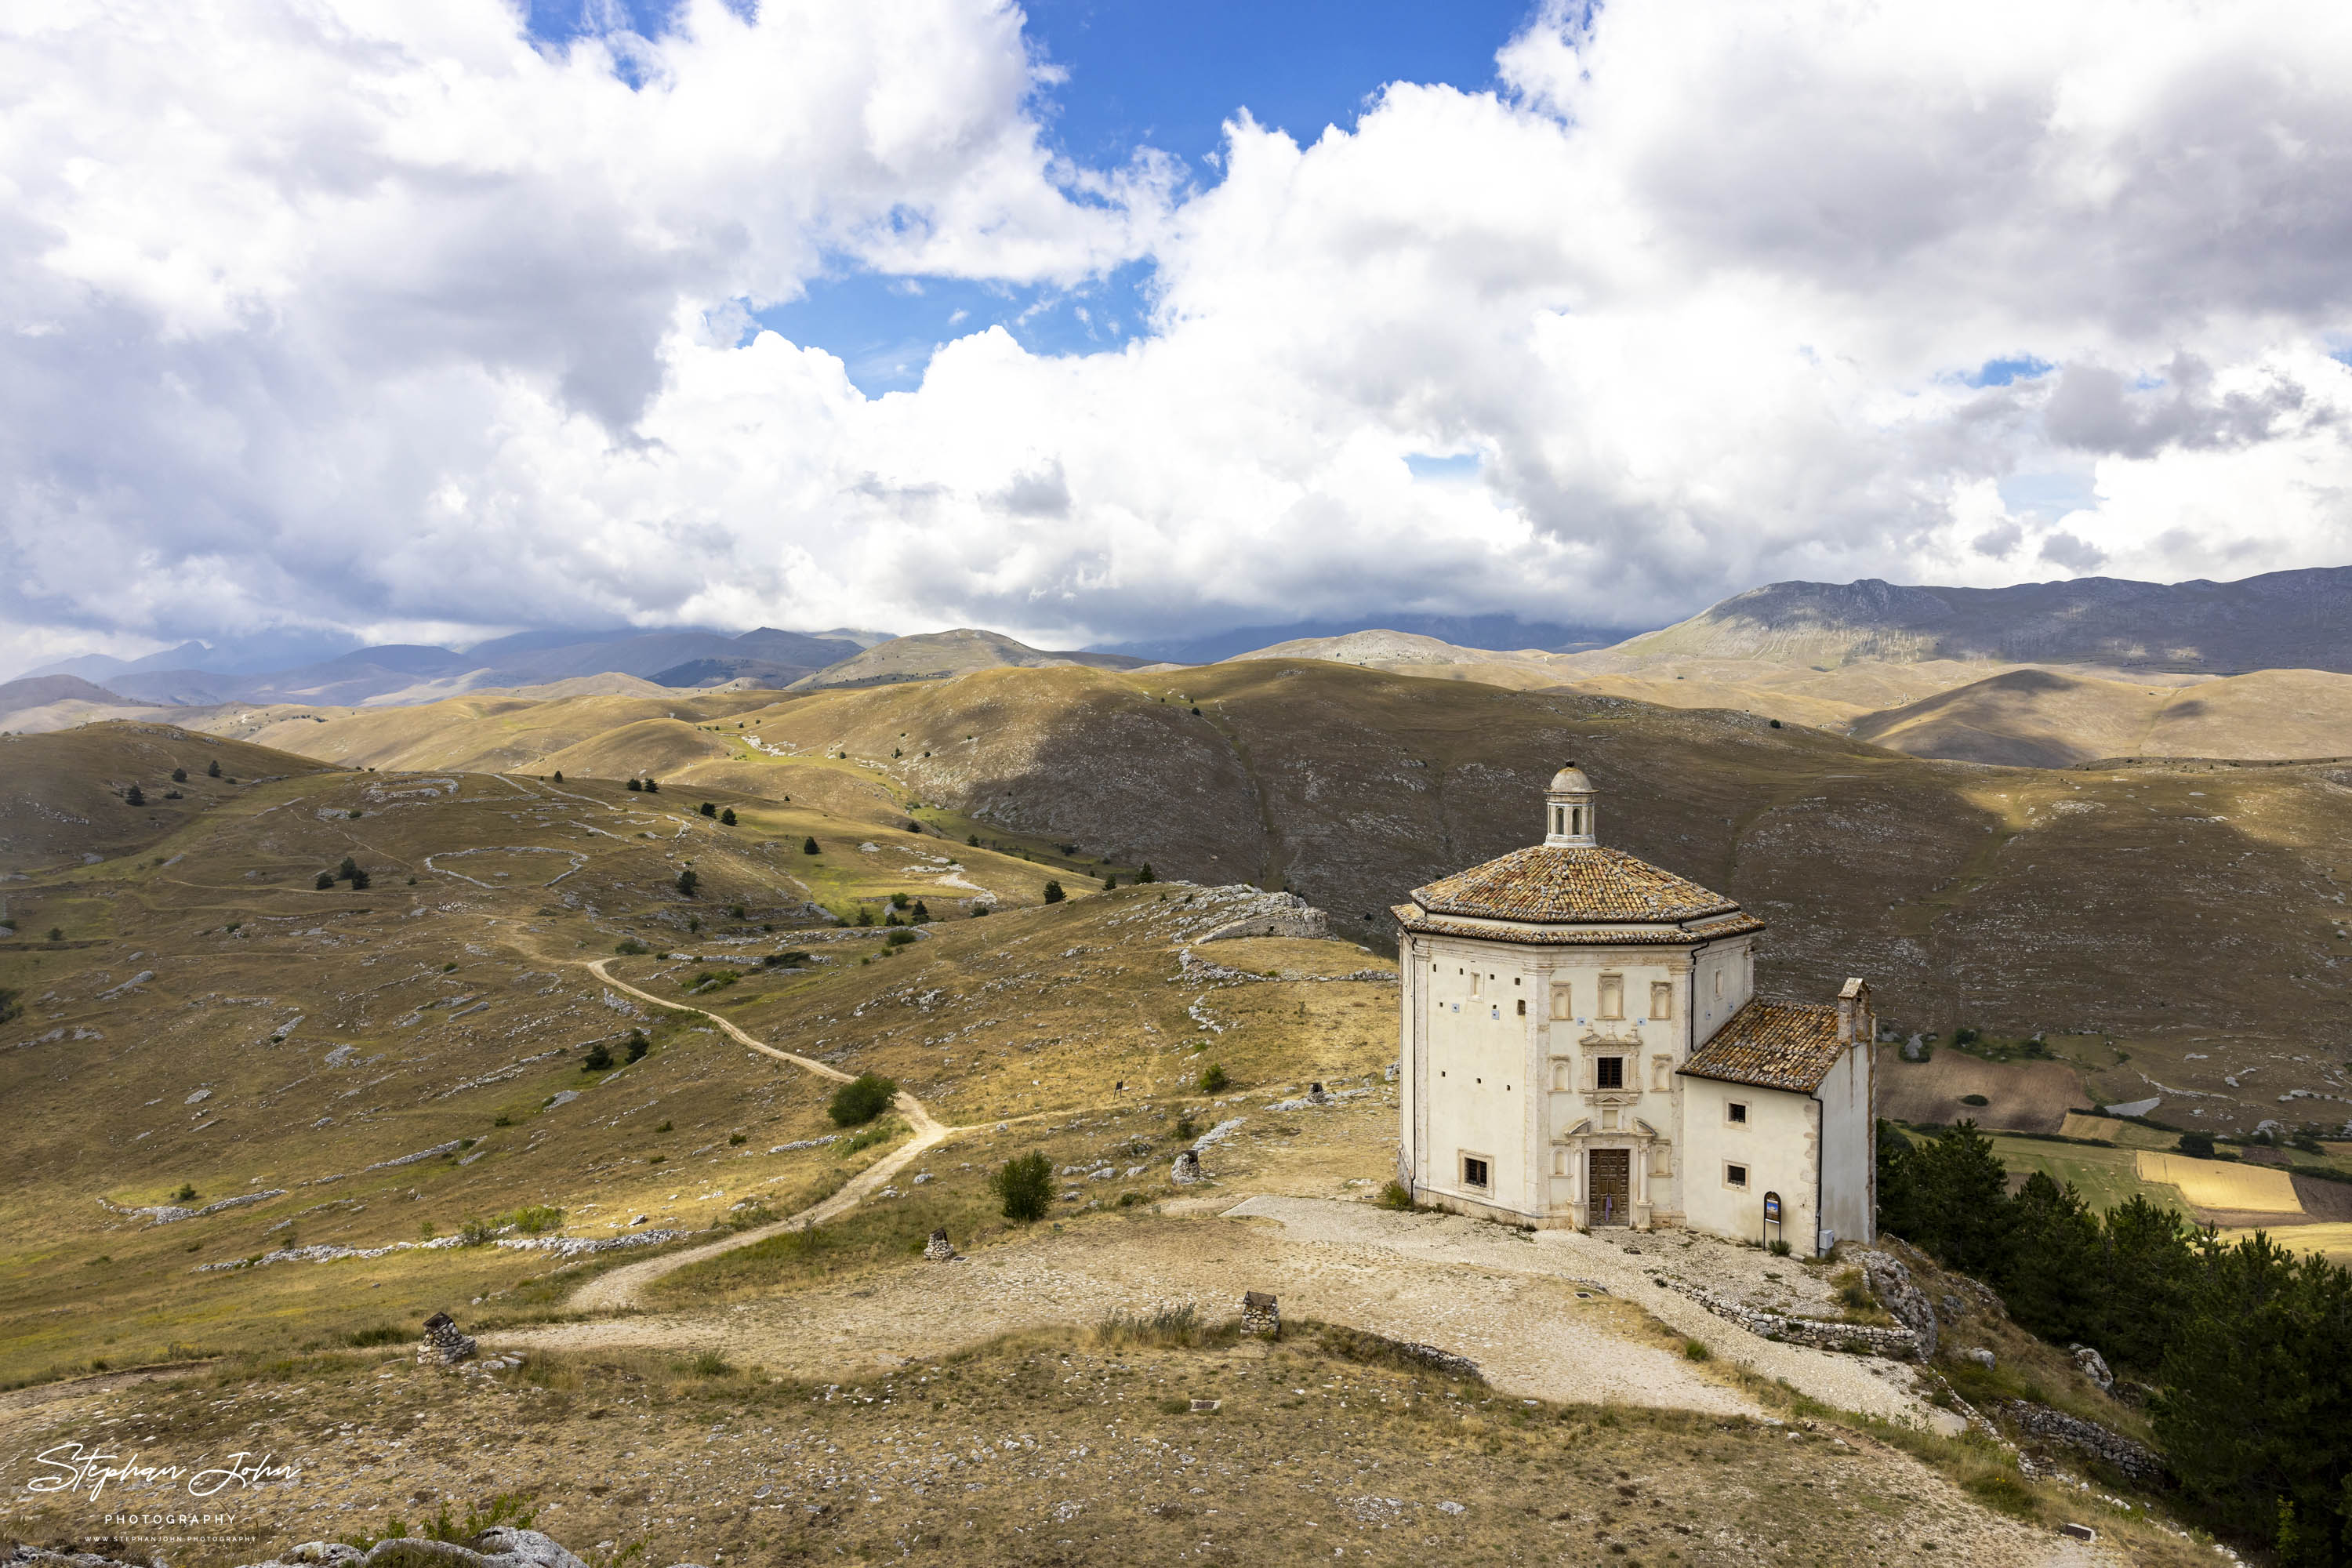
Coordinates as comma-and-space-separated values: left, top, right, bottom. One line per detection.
1604, 566, 2352, 673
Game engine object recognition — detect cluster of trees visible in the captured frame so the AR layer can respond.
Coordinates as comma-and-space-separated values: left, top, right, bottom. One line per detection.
316, 855, 370, 891
626, 777, 661, 793
695, 801, 739, 825
1883, 1122, 2352, 1559
581, 1030, 651, 1072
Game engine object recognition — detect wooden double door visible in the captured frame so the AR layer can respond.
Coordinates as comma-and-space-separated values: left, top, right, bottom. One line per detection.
1588, 1149, 1631, 1226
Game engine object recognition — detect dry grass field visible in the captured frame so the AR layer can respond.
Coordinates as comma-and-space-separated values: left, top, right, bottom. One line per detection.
2134, 1152, 2304, 1214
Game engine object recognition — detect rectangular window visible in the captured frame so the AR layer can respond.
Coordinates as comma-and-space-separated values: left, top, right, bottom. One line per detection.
1726, 1163, 1749, 1190
1470, 971, 1480, 996
1461, 1154, 1490, 1190
1728, 1102, 1749, 1125
1713, 968, 1724, 1000
1650, 982, 1673, 1020
1598, 973, 1624, 1018
1595, 1056, 1624, 1090
1549, 982, 1572, 1020
1515, 999, 1526, 1016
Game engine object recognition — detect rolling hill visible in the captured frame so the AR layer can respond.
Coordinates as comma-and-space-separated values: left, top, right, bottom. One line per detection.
786, 627, 1152, 689
1850, 666, 2352, 767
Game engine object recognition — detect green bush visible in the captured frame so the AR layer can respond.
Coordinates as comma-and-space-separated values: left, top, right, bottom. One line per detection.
1198, 1064, 1229, 1094
884, 928, 916, 948
615, 938, 649, 955
625, 1030, 650, 1062
720, 808, 737, 826
2178, 1131, 2216, 1158
1682, 1338, 1711, 1361
993, 1151, 1054, 1222
1959, 1093, 1989, 1106
675, 868, 698, 896
503, 1204, 564, 1235
582, 1041, 615, 1071
1042, 880, 1065, 904
1374, 1179, 1414, 1211
803, 836, 820, 855
828, 1072, 899, 1127
1138, 863, 1155, 883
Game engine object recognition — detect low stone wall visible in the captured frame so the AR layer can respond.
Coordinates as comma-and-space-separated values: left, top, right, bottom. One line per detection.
1652, 1275, 1922, 1359
1997, 1400, 2170, 1486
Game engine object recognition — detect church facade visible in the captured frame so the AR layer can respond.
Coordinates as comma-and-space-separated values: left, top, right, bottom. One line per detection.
1392, 765, 1876, 1255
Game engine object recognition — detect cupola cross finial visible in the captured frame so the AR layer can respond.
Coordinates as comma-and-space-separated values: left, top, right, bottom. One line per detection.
1544, 761, 1598, 847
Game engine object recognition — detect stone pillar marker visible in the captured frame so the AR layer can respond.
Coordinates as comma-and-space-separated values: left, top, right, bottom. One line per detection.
1240, 1291, 1280, 1338
924, 1227, 956, 1261
418, 1311, 477, 1364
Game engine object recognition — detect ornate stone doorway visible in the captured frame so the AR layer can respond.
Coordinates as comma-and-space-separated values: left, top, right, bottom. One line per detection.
1588, 1148, 1632, 1226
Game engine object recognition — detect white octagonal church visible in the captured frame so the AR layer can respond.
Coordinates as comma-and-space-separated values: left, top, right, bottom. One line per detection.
1392, 764, 1876, 1254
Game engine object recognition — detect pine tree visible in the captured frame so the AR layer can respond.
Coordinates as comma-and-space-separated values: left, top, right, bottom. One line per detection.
337, 855, 359, 882
350, 867, 370, 890
676, 868, 698, 897
644, 778, 659, 793
699, 801, 717, 818
627, 779, 643, 791
316, 871, 335, 890
803, 837, 819, 855
124, 783, 145, 806
1102, 873, 1117, 890
552, 770, 562, 782
1137, 863, 1155, 883
911, 901, 931, 924
1042, 880, 1065, 904
720, 808, 736, 826
171, 768, 187, 783
206, 759, 221, 778
625, 1030, 650, 1062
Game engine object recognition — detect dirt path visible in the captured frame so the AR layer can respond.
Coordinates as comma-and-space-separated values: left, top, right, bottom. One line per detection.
563, 957, 953, 1312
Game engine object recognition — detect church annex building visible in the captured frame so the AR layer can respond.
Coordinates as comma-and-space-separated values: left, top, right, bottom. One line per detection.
1393, 765, 1876, 1255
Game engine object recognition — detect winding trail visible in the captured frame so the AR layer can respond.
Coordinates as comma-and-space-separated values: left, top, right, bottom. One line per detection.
563, 956, 953, 1311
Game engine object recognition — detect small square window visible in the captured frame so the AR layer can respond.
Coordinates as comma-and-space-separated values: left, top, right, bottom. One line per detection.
1515, 998, 1526, 1016
1595, 1056, 1624, 1090
1728, 1102, 1749, 1125
1726, 1163, 1749, 1189
1462, 1155, 1490, 1189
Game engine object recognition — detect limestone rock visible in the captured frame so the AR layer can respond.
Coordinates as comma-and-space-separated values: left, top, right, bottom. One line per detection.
1964, 1347, 1995, 1370
1857, 1250, 1939, 1361
2070, 1344, 2114, 1390
1171, 1149, 1203, 1185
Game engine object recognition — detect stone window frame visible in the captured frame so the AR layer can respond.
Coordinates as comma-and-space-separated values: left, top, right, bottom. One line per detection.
1723, 1160, 1750, 1191
1726, 1100, 1751, 1127
1650, 1054, 1673, 1091
1548, 981, 1573, 1021
1460, 1151, 1494, 1191
1649, 981, 1673, 1020
1593, 1054, 1626, 1091
1648, 1142, 1673, 1178
1597, 971, 1625, 1019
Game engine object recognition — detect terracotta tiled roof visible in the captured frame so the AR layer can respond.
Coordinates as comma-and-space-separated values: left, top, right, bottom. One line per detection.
1392, 904, 1766, 946
1679, 1000, 1851, 1094
1409, 844, 1745, 927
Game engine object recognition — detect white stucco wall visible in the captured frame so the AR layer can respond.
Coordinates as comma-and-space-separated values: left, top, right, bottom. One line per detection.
1679, 1076, 1818, 1250
1414, 942, 1540, 1211
1816, 1044, 1875, 1248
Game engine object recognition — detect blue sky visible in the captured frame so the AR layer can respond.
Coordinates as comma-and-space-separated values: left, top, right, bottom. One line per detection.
528, 0, 1540, 393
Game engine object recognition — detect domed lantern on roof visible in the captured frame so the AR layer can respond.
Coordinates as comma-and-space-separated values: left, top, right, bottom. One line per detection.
1544, 762, 1597, 847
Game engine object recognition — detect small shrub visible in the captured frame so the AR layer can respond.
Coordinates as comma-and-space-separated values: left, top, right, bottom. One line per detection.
504, 1204, 564, 1235
1769, 1238, 1792, 1257
644, 779, 659, 793
172, 1183, 198, 1203
48, 927, 62, 942
648, 1153, 666, 1165
885, 928, 916, 949
760, 950, 810, 969
1375, 1179, 1415, 1211
655, 1119, 672, 1133
720, 808, 737, 826
1953, 1026, 1982, 1047
1042, 880, 1065, 904
207, 759, 220, 778
582, 1041, 615, 1071
456, 1217, 496, 1247
1959, 1093, 1989, 1106
728, 1132, 747, 1145
687, 1350, 733, 1377
970, 904, 989, 917
627, 779, 642, 792
615, 938, 649, 955
838, 1120, 897, 1155
889, 891, 911, 910
728, 902, 746, 919
2178, 1131, 2216, 1158
854, 905, 875, 927
1198, 1064, 1229, 1094
124, 782, 145, 806
803, 837, 819, 855
1682, 1339, 1711, 1361
994, 1151, 1055, 1221
675, 868, 698, 897
829, 1072, 899, 1127
625, 1030, 649, 1062
172, 767, 187, 782
699, 801, 716, 818
317, 871, 335, 890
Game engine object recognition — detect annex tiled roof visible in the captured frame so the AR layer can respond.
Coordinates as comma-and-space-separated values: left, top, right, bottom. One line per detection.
1408, 844, 1745, 927
1391, 905, 1766, 946
1679, 1000, 1851, 1094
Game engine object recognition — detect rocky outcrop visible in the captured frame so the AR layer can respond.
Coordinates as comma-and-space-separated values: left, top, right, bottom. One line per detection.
1196, 891, 1328, 943
2071, 1344, 2114, 1390
1997, 1400, 2169, 1486
1858, 1250, 1939, 1361
238, 1527, 591, 1568
1171, 1150, 1203, 1184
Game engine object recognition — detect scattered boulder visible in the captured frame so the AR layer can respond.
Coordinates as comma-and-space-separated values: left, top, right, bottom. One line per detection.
924, 1227, 956, 1261
1240, 1290, 1280, 1338
2069, 1344, 2114, 1391
1857, 1250, 1939, 1361
1171, 1149, 1203, 1185
1306, 1082, 1329, 1105
1964, 1347, 1995, 1370
237, 1529, 589, 1568
419, 1310, 477, 1365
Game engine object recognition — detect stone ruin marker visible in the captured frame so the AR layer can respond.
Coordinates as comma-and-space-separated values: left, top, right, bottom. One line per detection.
924, 1227, 956, 1261
1240, 1290, 1280, 1338
1306, 1082, 1329, 1105
1171, 1149, 1203, 1185
418, 1310, 477, 1365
